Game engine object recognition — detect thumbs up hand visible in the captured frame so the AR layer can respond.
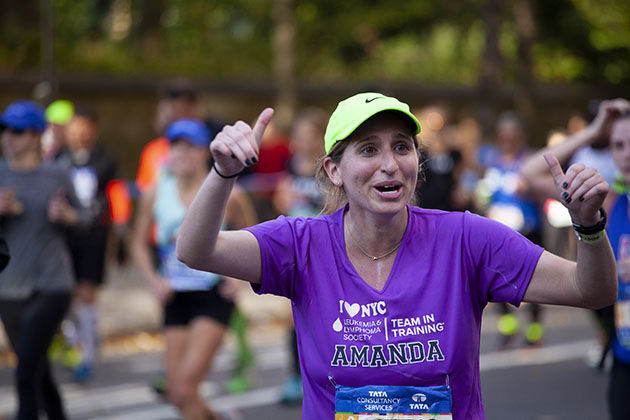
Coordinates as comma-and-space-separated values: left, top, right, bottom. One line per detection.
544, 153, 609, 226
210, 108, 275, 178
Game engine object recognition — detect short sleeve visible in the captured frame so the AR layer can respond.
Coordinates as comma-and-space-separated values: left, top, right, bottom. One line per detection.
463, 211, 544, 307
244, 216, 299, 300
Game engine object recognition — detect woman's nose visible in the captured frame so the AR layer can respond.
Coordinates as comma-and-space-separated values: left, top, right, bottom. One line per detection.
380, 150, 399, 173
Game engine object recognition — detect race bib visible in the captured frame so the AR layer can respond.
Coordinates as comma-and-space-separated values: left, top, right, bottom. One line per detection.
335, 384, 452, 420
159, 244, 220, 291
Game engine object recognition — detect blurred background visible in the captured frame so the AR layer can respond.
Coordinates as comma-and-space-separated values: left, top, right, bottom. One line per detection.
1, 2, 630, 418
1, 0, 629, 177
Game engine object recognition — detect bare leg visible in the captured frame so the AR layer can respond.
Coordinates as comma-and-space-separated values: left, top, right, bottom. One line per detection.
166, 318, 227, 420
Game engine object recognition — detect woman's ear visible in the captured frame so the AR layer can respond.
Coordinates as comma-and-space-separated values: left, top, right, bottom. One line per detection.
323, 156, 342, 186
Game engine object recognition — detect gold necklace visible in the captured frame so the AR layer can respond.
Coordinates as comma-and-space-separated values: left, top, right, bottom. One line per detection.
347, 225, 403, 261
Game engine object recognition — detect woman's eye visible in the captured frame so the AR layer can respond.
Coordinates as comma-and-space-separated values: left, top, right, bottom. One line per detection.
361, 146, 376, 155
395, 144, 410, 153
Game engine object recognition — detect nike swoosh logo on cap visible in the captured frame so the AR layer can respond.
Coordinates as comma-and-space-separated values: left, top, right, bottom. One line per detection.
365, 97, 383, 103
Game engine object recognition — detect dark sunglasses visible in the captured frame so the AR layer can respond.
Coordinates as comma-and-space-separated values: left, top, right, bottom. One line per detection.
0, 125, 27, 135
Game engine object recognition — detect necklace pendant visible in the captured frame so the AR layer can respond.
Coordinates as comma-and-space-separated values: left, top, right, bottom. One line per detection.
372, 256, 378, 261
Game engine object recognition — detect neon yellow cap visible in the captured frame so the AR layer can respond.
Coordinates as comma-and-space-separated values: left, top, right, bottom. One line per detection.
324, 92, 421, 154
45, 100, 74, 125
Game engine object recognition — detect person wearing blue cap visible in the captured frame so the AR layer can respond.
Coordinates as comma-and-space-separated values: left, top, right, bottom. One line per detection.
175, 93, 617, 420
131, 118, 256, 420
0, 100, 88, 420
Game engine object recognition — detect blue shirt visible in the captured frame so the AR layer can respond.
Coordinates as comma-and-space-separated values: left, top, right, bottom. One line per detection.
153, 170, 221, 291
607, 193, 630, 364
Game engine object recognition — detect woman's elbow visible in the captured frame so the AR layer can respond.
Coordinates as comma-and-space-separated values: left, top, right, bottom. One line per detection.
599, 285, 618, 309
175, 240, 196, 268
175, 240, 212, 271
585, 279, 618, 310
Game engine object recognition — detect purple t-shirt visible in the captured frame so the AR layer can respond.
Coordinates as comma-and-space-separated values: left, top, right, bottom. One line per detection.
246, 205, 543, 419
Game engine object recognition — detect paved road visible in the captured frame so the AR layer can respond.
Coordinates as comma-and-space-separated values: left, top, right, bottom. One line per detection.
0, 305, 611, 419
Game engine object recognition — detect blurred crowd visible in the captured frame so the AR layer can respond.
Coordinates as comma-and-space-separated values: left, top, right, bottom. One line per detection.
0, 87, 626, 420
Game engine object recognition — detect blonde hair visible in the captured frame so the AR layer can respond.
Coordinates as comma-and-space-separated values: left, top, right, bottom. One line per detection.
315, 140, 350, 215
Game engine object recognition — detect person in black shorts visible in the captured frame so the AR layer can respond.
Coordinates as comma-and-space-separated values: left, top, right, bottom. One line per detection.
57, 105, 119, 381
131, 118, 256, 420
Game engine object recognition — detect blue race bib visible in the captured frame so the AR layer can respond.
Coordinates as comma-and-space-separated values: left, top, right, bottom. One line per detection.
335, 384, 452, 419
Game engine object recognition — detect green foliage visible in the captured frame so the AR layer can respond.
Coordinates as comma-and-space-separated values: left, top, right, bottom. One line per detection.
0, 0, 627, 84
571, 0, 630, 50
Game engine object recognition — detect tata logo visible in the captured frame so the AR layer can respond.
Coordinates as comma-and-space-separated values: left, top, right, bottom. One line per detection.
412, 393, 427, 402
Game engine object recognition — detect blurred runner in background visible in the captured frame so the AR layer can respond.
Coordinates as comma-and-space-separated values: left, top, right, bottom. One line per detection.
476, 112, 545, 348
0, 100, 88, 420
131, 118, 256, 420
135, 86, 254, 396
56, 105, 119, 381
520, 98, 630, 420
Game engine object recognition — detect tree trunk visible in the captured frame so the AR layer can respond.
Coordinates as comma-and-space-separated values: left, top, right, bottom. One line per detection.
478, 0, 503, 140
272, 0, 297, 133
513, 0, 536, 133
39, 0, 55, 104
135, 0, 164, 55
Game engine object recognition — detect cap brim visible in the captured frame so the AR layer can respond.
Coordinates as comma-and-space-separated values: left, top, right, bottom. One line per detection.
325, 106, 421, 154
169, 136, 208, 148
338, 108, 420, 142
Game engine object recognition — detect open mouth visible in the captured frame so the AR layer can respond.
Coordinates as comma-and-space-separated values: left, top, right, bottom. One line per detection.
374, 184, 402, 194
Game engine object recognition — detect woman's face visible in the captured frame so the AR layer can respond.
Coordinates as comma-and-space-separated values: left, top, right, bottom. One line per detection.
326, 112, 419, 217
169, 139, 209, 177
1, 128, 39, 162
611, 118, 630, 185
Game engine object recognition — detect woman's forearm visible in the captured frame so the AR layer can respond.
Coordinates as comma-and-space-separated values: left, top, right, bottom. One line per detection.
176, 170, 235, 268
574, 233, 617, 309
177, 107, 272, 278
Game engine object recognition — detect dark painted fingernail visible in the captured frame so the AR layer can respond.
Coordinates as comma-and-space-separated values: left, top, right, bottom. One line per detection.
562, 182, 568, 189
566, 197, 572, 203
245, 158, 251, 166
251, 156, 258, 164
562, 192, 568, 198
231, 153, 236, 159
579, 196, 584, 202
